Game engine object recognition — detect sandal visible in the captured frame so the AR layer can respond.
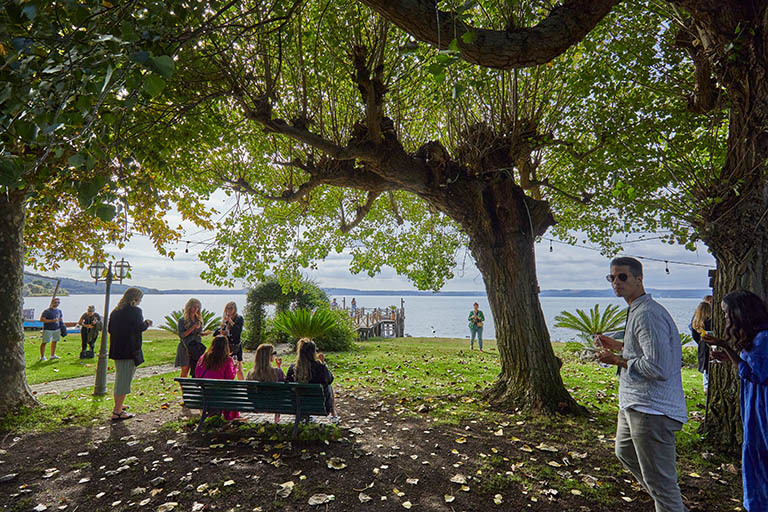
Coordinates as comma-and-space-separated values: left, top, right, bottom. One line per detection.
111, 411, 135, 421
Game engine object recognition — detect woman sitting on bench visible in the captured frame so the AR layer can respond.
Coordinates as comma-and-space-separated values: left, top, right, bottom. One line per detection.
195, 335, 240, 420
286, 338, 339, 421
246, 343, 285, 423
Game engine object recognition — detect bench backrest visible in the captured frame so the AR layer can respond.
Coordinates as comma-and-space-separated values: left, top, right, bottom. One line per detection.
175, 378, 328, 416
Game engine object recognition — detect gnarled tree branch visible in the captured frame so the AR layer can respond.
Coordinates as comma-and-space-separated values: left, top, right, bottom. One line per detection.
359, 0, 620, 69
524, 177, 593, 205
340, 191, 381, 233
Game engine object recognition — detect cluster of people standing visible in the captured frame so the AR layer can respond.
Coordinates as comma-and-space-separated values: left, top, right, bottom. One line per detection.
107, 291, 338, 424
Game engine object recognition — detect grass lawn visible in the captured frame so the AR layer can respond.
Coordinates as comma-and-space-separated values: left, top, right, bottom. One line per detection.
23, 328, 181, 385
3, 337, 741, 511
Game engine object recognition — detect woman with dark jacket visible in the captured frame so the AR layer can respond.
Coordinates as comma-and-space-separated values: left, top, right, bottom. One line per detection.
214, 301, 244, 380
108, 287, 152, 421
285, 338, 338, 420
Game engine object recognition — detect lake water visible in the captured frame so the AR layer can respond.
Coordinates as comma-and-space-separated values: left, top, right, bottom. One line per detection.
22, 294, 702, 341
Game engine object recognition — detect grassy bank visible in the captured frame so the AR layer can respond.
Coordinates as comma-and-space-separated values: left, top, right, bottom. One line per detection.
16, 336, 707, 441
24, 328, 180, 384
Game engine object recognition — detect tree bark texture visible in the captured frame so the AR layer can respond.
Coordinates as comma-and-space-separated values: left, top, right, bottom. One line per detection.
380, 153, 585, 414
455, 179, 584, 413
0, 191, 38, 418
694, 3, 768, 450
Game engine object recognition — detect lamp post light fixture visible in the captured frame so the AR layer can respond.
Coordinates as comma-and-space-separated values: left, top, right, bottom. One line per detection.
89, 258, 131, 396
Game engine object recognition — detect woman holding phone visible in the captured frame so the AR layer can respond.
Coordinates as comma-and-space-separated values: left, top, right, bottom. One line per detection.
175, 298, 210, 378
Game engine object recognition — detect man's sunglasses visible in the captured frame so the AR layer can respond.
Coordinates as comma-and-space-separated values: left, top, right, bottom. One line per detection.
605, 273, 630, 282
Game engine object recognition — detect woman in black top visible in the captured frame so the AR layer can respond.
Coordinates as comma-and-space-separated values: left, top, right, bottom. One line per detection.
108, 288, 152, 421
690, 301, 713, 391
286, 338, 338, 419
214, 301, 244, 380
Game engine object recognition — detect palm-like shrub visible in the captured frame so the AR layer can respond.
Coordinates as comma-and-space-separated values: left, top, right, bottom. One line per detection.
160, 308, 222, 335
554, 304, 627, 346
315, 309, 356, 352
273, 308, 336, 340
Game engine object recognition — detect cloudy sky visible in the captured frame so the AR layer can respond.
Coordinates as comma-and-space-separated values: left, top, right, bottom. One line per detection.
47, 193, 716, 292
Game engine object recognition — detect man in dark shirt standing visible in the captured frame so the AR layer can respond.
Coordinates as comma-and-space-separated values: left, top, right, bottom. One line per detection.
40, 297, 63, 361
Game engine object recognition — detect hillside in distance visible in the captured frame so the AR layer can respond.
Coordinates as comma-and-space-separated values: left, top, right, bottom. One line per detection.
23, 272, 711, 299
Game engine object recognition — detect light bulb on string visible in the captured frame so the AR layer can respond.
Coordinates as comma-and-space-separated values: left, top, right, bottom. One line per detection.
549, 240, 553, 253
185, 241, 190, 254
665, 260, 670, 274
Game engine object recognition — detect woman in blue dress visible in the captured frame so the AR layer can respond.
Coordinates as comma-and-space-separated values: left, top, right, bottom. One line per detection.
703, 290, 768, 511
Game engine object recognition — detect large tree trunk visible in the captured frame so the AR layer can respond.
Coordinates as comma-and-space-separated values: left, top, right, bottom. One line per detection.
453, 179, 585, 414
696, 12, 768, 449
0, 191, 38, 418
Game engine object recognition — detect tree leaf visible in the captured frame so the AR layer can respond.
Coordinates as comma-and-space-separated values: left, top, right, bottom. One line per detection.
150, 55, 175, 78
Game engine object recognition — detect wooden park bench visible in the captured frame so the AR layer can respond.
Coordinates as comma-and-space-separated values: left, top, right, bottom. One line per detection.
175, 378, 329, 438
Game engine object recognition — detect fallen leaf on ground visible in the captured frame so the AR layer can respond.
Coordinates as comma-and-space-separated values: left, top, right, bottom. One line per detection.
450, 474, 467, 484
494, 494, 503, 504
444, 494, 455, 503
327, 457, 347, 470
276, 481, 294, 498
308, 494, 335, 505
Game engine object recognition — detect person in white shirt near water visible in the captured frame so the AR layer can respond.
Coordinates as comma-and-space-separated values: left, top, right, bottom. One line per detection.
596, 257, 688, 512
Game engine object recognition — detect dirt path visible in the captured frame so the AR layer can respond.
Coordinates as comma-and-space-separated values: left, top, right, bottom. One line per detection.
29, 343, 293, 395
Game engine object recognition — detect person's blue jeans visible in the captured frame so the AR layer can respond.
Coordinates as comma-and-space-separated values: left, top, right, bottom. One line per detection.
470, 326, 483, 350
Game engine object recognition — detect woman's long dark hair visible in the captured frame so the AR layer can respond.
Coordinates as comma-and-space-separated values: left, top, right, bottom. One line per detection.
722, 290, 768, 352
199, 335, 230, 371
294, 338, 317, 383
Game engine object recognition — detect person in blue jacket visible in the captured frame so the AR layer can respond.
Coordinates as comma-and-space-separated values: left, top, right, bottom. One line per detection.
703, 290, 768, 512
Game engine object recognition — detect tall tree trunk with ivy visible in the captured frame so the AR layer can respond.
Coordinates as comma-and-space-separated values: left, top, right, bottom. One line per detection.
0, 191, 38, 418
686, 4, 768, 451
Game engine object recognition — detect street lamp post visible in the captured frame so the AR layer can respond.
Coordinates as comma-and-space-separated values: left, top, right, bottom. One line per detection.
88, 258, 131, 396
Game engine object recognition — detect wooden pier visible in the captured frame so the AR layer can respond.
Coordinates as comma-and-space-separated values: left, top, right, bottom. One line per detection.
336, 298, 405, 340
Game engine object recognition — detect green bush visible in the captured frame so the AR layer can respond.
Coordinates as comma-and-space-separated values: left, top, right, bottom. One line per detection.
262, 317, 289, 346
314, 309, 356, 352
274, 308, 337, 339
243, 276, 330, 348
682, 346, 698, 368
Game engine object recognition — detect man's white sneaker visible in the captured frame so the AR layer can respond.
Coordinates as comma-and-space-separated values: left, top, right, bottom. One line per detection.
50, 355, 60, 360
40, 356, 47, 362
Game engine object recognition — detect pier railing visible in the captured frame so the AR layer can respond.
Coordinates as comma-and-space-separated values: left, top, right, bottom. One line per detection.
334, 298, 405, 339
